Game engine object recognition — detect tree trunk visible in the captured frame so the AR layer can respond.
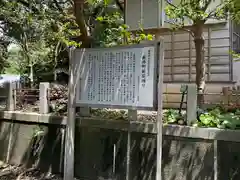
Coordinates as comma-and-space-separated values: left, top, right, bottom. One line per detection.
29, 63, 34, 88
193, 22, 206, 107
73, 0, 91, 47
54, 41, 61, 82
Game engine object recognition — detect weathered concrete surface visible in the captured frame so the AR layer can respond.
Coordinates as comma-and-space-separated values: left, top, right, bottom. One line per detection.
132, 134, 214, 180
0, 120, 64, 175
1, 112, 240, 179
0, 121, 12, 162
2, 111, 240, 142
0, 121, 216, 180
218, 141, 240, 180
75, 128, 126, 179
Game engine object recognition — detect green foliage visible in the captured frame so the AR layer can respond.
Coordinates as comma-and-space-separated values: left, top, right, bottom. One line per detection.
163, 109, 185, 125
164, 0, 240, 105
0, 0, 80, 78
0, 41, 8, 73
0, 0, 153, 83
225, 0, 240, 23
163, 107, 240, 130
94, 9, 153, 47
5, 45, 25, 74
119, 25, 154, 45
165, 0, 231, 28
193, 108, 240, 129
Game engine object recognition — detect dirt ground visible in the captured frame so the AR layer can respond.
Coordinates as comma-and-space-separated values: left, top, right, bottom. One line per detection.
0, 165, 62, 180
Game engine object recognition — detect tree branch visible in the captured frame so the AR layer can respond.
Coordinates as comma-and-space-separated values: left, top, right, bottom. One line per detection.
205, 3, 226, 20
165, 0, 178, 9
16, 0, 40, 13
53, 0, 65, 14
166, 20, 194, 37
202, 0, 212, 11
115, 0, 123, 12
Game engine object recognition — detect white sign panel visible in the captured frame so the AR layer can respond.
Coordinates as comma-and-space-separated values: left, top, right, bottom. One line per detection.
74, 44, 159, 110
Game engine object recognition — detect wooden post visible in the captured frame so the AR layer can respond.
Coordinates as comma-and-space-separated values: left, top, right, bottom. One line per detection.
60, 128, 65, 173
6, 121, 13, 163
237, 86, 240, 106
113, 143, 116, 177
39, 82, 50, 114
222, 87, 230, 106
6, 82, 16, 111
64, 47, 77, 180
171, 32, 174, 81
186, 84, 197, 126
189, 33, 192, 81
156, 39, 164, 180
231, 86, 236, 105
6, 82, 16, 163
213, 140, 218, 180
126, 109, 137, 180
207, 27, 212, 81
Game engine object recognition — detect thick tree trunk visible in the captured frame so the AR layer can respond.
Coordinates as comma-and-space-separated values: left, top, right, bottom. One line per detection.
193, 23, 206, 107
73, 0, 91, 47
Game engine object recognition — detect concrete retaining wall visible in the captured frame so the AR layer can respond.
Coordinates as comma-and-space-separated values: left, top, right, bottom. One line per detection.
0, 111, 240, 179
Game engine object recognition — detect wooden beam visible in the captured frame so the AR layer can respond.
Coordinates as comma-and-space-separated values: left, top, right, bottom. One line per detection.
156, 38, 164, 180
64, 48, 76, 180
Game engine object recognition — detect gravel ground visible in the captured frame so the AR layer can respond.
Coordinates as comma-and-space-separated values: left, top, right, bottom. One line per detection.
0, 165, 63, 180
0, 166, 113, 180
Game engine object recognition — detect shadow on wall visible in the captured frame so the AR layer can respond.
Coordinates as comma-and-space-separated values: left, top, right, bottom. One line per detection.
20, 123, 64, 173
1, 119, 240, 180
0, 120, 12, 161
1, 116, 66, 175
73, 126, 214, 180
130, 127, 214, 180
74, 128, 127, 180
0, 121, 217, 180
215, 131, 240, 180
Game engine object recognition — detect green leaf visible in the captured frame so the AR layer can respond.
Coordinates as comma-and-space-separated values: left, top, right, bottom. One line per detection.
96, 16, 104, 21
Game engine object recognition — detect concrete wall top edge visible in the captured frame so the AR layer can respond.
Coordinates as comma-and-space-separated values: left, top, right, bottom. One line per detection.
0, 111, 240, 142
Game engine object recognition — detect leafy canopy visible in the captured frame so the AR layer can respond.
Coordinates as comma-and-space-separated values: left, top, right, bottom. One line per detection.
165, 0, 240, 28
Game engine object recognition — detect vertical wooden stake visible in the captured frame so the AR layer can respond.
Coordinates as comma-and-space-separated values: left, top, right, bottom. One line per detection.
213, 140, 218, 180
39, 82, 50, 114
113, 143, 116, 177
187, 84, 197, 125
60, 128, 65, 173
222, 87, 230, 106
189, 33, 193, 81
207, 27, 212, 81
6, 122, 13, 163
6, 82, 16, 111
6, 82, 16, 163
64, 48, 76, 180
126, 109, 137, 180
171, 32, 174, 81
237, 86, 240, 106
156, 39, 164, 180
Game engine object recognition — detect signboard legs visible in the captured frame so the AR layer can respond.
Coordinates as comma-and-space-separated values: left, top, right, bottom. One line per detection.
126, 110, 137, 180
64, 48, 76, 180
156, 41, 164, 180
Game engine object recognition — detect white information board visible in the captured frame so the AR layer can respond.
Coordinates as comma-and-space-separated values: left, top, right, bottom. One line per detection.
74, 43, 160, 110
